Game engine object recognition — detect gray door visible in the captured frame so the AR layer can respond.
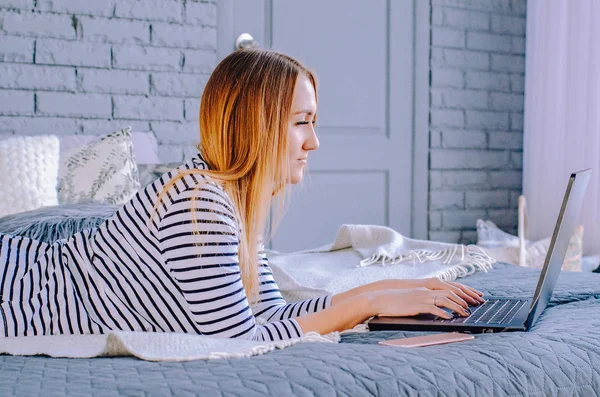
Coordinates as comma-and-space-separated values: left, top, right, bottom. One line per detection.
218, 0, 429, 252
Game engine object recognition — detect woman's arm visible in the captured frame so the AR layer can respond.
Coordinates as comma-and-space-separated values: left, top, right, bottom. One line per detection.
297, 287, 476, 335
295, 294, 372, 335
251, 249, 332, 321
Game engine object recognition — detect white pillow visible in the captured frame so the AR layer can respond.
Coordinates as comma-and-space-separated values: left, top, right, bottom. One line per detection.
0, 135, 60, 217
59, 131, 160, 165
476, 219, 583, 271
57, 127, 141, 205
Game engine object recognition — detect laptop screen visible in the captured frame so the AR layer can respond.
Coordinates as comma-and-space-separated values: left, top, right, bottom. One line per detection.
525, 169, 591, 328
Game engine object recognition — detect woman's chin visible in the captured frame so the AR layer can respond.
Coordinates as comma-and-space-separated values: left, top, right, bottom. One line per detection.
287, 172, 304, 185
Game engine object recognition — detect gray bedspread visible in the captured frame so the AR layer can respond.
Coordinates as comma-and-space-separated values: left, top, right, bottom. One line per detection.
1, 263, 600, 397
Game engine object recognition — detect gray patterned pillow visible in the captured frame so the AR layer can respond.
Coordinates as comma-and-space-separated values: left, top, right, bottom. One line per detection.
57, 127, 141, 205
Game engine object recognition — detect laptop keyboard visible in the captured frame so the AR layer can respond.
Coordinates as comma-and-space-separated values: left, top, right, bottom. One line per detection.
437, 299, 528, 324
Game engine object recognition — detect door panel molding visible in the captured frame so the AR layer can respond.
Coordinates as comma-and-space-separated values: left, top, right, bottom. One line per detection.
412, 0, 431, 240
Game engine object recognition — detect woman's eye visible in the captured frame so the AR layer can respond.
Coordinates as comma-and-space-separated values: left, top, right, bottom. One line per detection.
295, 121, 317, 126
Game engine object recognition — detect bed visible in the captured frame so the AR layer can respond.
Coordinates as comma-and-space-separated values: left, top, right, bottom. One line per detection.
3, 130, 594, 395
1, 262, 600, 396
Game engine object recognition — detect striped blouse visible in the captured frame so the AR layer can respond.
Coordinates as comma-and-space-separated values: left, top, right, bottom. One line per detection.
0, 153, 332, 341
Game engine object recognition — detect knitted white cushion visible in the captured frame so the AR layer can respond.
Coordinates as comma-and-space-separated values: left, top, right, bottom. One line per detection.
57, 127, 141, 205
0, 135, 60, 217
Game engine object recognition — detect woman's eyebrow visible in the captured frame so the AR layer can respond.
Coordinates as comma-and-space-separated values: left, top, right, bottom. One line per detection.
292, 110, 314, 115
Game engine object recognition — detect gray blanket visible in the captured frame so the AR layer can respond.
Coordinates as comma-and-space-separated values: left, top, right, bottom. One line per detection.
1, 263, 600, 396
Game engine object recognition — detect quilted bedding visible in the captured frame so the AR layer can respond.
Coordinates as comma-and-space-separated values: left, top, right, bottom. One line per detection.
1, 263, 600, 397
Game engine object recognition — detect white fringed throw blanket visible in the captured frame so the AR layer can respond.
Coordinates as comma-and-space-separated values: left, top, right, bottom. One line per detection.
268, 224, 496, 302
0, 331, 339, 362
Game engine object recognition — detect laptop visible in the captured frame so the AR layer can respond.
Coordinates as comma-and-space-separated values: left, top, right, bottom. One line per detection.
369, 169, 591, 334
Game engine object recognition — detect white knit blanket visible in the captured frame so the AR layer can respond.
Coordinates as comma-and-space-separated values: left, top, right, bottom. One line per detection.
0, 331, 339, 362
268, 224, 496, 302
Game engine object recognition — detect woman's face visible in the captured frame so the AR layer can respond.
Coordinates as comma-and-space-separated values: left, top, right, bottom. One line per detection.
287, 74, 319, 184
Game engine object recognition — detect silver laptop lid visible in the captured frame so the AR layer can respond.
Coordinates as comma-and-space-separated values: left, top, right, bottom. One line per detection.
525, 169, 591, 328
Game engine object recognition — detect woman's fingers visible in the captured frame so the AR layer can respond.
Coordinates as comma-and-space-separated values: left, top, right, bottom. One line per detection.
442, 291, 470, 311
449, 282, 485, 303
450, 281, 484, 297
424, 305, 453, 320
448, 285, 482, 305
436, 295, 470, 316
428, 278, 484, 304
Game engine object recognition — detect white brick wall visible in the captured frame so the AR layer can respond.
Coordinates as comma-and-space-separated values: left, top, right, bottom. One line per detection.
0, 0, 526, 241
0, 90, 33, 115
0, 0, 217, 162
429, 0, 526, 244
37, 92, 112, 118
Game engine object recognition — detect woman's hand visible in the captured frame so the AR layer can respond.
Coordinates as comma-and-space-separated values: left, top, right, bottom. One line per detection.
298, 282, 485, 336
367, 287, 473, 319
378, 278, 485, 306
331, 278, 485, 307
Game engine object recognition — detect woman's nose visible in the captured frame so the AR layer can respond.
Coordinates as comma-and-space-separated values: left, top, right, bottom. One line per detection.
304, 125, 319, 151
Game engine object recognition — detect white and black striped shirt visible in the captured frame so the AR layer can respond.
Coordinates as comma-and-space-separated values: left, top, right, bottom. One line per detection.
0, 153, 332, 341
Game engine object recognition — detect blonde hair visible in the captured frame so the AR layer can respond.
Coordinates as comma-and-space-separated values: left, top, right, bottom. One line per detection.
153, 49, 317, 299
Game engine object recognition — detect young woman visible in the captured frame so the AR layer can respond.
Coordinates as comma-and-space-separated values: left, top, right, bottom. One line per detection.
0, 49, 484, 341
